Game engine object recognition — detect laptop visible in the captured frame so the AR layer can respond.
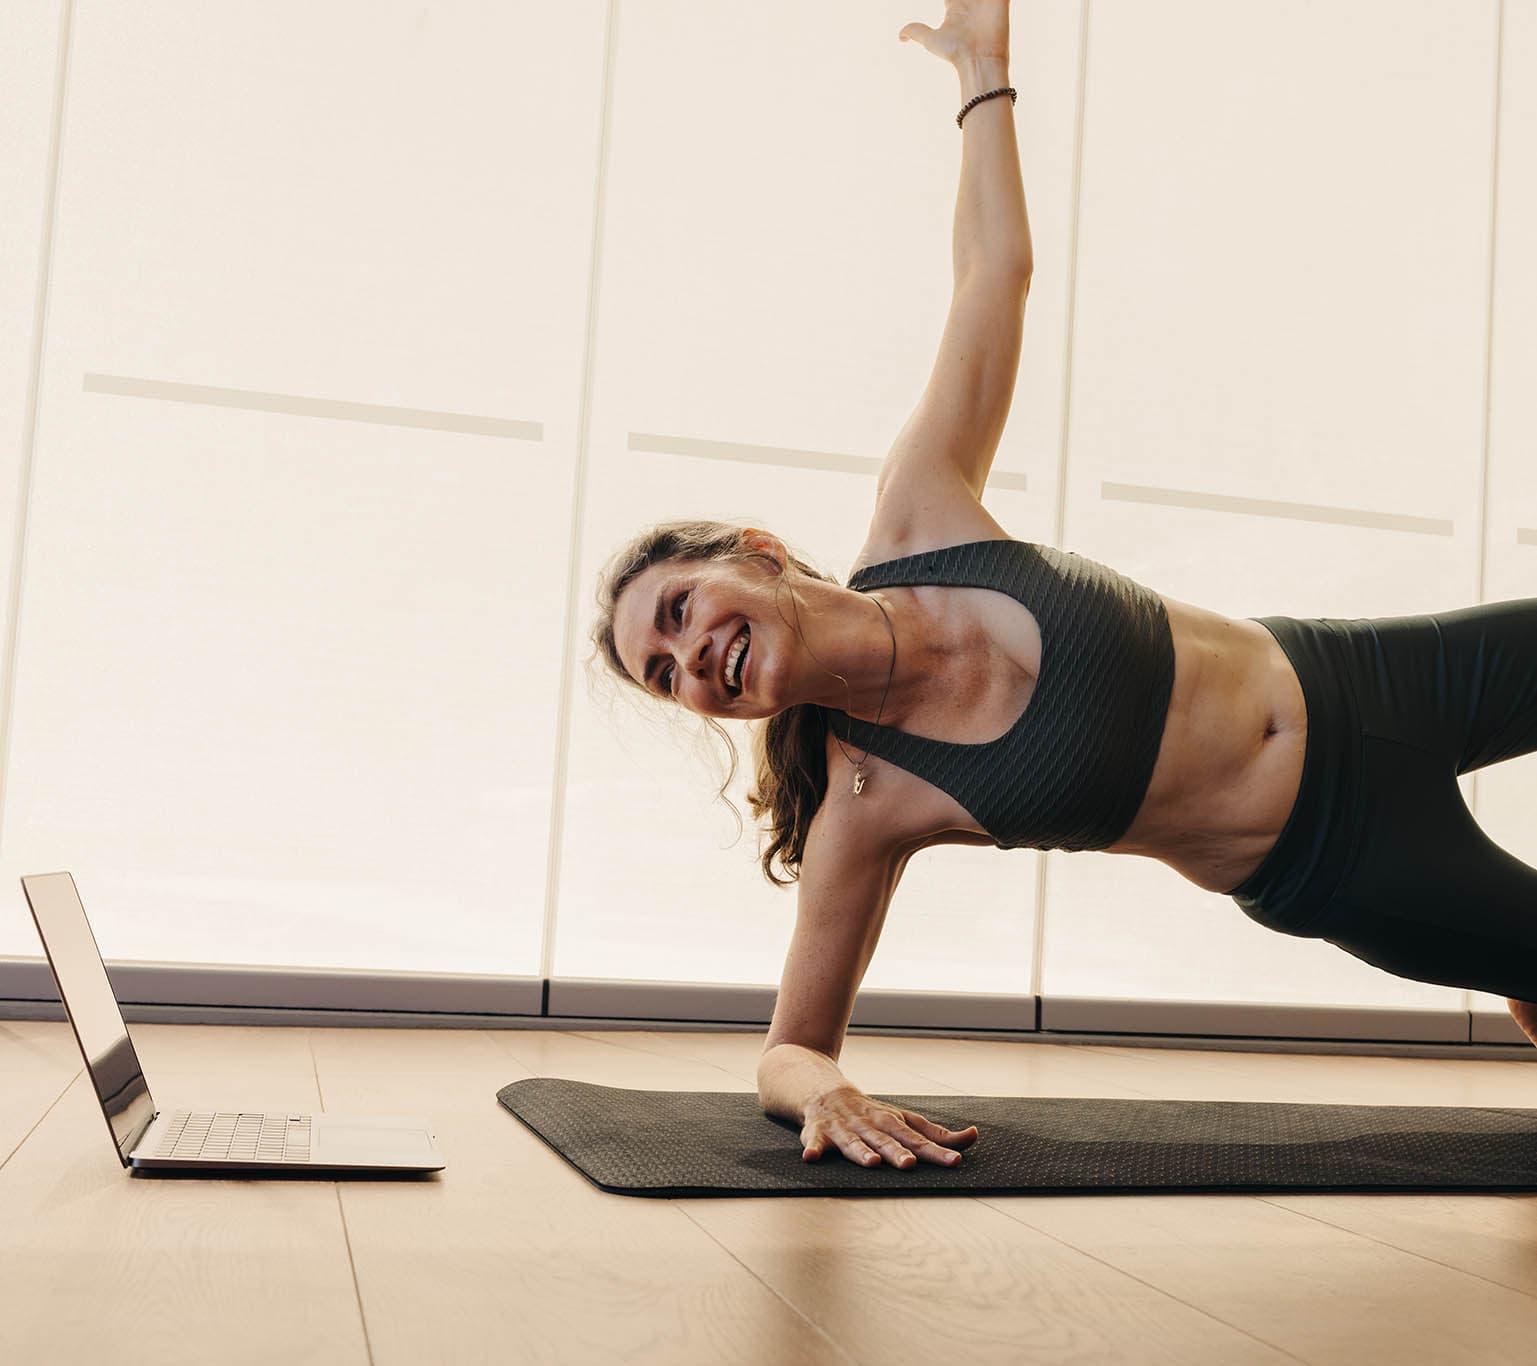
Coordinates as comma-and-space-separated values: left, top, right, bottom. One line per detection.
20, 871, 445, 1174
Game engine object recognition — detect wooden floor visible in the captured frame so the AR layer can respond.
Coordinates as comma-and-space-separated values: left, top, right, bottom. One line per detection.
4, 1021, 1537, 1365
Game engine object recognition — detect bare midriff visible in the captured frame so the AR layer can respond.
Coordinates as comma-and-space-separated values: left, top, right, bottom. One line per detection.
1102, 596, 1308, 894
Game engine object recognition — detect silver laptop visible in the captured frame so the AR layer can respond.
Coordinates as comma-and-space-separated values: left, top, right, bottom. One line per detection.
21, 871, 445, 1174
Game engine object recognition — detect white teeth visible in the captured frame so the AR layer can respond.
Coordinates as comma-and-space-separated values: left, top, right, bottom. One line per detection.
723, 629, 749, 690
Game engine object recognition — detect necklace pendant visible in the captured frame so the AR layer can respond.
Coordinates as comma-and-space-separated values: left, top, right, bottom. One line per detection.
853, 770, 866, 796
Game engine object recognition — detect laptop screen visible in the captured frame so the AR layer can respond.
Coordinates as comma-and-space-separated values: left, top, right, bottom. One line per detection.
20, 873, 157, 1167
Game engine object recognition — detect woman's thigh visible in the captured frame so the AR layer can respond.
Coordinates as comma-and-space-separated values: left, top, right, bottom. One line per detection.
1313, 727, 1537, 1000
1232, 603, 1537, 999
1328, 598, 1537, 773
1431, 598, 1537, 774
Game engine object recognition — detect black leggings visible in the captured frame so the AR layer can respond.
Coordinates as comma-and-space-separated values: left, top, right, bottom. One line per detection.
1225, 600, 1537, 1001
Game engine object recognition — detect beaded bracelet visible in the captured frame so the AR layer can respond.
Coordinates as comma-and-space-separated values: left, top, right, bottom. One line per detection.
957, 85, 1018, 129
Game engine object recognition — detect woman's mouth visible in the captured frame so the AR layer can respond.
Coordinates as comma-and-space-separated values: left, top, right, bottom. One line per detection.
723, 624, 750, 696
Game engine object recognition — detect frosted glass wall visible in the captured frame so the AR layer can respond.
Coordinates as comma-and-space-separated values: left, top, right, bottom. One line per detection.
1, 0, 1532, 1020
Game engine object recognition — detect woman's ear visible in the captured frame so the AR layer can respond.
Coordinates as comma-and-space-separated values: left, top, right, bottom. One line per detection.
739, 527, 786, 569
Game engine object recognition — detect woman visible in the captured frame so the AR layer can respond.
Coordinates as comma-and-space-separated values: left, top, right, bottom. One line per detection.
593, 1, 1537, 1172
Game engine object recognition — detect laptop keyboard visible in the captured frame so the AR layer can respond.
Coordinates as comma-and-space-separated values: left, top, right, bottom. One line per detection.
157, 1111, 312, 1163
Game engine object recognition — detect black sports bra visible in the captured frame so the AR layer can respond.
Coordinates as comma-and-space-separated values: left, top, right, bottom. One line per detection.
820, 538, 1175, 851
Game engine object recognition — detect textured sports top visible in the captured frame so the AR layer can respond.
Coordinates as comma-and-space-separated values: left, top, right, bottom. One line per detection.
820, 539, 1176, 852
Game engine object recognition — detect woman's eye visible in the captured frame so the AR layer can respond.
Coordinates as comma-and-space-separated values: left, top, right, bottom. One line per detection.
658, 590, 688, 695
663, 590, 688, 691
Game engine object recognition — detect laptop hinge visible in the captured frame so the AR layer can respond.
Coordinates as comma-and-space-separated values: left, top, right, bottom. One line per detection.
123, 1109, 159, 1160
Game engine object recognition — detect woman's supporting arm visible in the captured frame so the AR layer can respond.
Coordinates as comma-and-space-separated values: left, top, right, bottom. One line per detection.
952, 53, 1033, 286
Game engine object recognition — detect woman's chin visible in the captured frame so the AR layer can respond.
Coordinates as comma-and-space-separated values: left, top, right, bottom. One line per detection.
725, 682, 781, 721
739, 664, 784, 717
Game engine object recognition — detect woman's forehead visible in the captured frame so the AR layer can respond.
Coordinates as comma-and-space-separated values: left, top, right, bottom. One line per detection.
614, 559, 681, 672
622, 558, 682, 620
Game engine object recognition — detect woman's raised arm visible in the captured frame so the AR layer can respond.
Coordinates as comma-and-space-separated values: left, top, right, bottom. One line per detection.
902, 1, 1032, 284
872, 4, 1033, 516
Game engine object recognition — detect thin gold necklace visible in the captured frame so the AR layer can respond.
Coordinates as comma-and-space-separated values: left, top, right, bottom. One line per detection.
775, 573, 897, 795
844, 592, 896, 794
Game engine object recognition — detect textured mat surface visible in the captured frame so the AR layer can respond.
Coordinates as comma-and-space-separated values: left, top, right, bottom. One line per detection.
496, 1078, 1537, 1198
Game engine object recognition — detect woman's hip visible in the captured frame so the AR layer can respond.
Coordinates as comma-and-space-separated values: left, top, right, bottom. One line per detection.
1226, 600, 1537, 936
1224, 616, 1364, 934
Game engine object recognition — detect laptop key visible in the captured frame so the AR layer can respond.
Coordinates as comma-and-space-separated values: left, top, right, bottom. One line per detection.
156, 1110, 311, 1161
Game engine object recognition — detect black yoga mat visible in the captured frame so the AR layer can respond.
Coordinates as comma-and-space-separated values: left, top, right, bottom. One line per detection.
497, 1077, 1537, 1198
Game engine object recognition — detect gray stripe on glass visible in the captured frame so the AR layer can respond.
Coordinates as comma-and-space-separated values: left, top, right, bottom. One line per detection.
1103, 481, 1455, 535
83, 373, 540, 440
629, 432, 1029, 490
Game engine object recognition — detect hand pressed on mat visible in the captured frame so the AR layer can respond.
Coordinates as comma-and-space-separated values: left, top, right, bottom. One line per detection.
801, 1084, 980, 1169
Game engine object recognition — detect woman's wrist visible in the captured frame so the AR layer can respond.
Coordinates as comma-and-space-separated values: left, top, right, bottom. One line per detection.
956, 52, 1011, 103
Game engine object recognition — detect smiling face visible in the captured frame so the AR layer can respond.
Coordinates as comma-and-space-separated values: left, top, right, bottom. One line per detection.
612, 549, 795, 719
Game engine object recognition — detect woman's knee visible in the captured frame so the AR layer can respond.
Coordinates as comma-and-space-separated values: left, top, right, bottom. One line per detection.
1507, 998, 1537, 1048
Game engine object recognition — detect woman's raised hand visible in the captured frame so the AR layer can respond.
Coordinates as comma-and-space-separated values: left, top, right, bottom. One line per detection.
801, 1084, 979, 1170
900, 0, 1011, 65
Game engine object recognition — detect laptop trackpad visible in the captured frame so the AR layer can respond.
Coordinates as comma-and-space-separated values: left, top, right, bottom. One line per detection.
317, 1119, 435, 1161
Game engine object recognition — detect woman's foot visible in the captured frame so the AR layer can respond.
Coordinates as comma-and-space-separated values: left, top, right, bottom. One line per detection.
1507, 998, 1537, 1047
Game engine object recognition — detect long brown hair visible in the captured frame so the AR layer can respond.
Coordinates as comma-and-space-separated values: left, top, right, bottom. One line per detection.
589, 519, 836, 886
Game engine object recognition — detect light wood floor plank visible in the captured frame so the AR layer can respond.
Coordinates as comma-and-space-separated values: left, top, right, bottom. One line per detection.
691, 1192, 1301, 1364
336, 1155, 849, 1365
1257, 1192, 1537, 1298
0, 1020, 90, 1073
318, 1028, 1294, 1362
0, 1068, 369, 1365
7, 1023, 1537, 1365
985, 1191, 1537, 1364
0, 1069, 75, 1168
1085, 1043, 1537, 1107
